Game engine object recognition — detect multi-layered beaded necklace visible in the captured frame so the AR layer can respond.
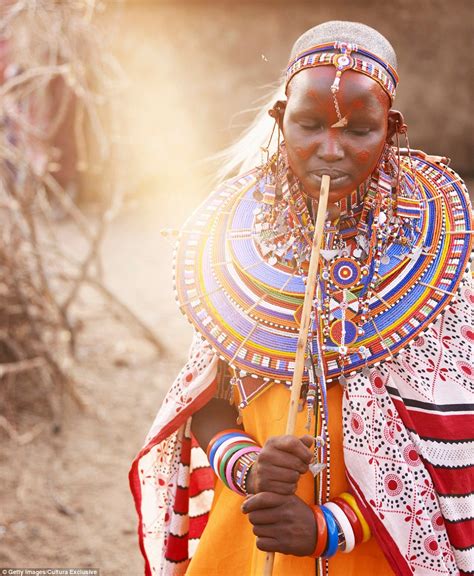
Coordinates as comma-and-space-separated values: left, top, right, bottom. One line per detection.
253, 145, 417, 384
252, 145, 421, 504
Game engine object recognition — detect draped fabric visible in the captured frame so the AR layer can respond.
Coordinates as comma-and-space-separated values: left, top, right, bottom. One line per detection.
128, 334, 218, 576
129, 279, 474, 575
343, 281, 474, 575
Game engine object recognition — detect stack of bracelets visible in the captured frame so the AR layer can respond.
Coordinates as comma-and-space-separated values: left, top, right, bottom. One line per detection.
206, 428, 262, 496
310, 493, 371, 558
206, 429, 371, 558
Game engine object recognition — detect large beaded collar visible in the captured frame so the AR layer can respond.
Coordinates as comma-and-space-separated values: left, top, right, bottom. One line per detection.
174, 155, 472, 407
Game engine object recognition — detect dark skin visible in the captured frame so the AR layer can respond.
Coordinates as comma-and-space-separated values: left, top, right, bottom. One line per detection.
191, 399, 315, 554
192, 66, 405, 556
281, 66, 404, 204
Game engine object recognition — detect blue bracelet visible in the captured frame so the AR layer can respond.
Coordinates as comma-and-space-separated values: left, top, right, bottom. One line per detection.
320, 505, 339, 558
208, 432, 242, 468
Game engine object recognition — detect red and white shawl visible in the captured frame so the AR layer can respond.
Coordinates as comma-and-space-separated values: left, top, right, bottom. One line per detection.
129, 280, 474, 576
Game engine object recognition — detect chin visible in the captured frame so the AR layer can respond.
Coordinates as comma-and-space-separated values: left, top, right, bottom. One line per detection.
302, 178, 355, 203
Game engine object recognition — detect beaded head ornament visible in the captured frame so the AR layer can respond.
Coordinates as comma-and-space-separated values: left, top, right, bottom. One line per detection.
285, 41, 399, 125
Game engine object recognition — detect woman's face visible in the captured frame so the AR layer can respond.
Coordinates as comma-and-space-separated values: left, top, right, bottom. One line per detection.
282, 66, 391, 203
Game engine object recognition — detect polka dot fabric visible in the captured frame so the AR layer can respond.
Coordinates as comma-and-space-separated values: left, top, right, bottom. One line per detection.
343, 280, 474, 574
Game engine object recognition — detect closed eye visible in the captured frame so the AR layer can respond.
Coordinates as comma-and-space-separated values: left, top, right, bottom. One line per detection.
298, 122, 323, 131
346, 127, 371, 136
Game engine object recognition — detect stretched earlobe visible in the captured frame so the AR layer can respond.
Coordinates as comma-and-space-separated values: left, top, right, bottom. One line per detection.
268, 100, 287, 129
387, 110, 406, 142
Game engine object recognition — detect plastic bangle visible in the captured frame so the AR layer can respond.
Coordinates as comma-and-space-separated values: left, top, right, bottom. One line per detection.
207, 430, 246, 463
207, 428, 244, 459
320, 505, 339, 558
339, 492, 371, 543
212, 434, 255, 470
218, 442, 251, 486
325, 501, 355, 553
225, 446, 260, 492
215, 435, 256, 470
310, 506, 328, 558
214, 436, 255, 470
332, 496, 363, 545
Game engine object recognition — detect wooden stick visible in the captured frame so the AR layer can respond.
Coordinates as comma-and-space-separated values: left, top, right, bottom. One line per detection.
263, 174, 330, 576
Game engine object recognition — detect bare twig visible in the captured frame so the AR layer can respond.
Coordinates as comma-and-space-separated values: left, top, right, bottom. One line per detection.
0, 1, 163, 424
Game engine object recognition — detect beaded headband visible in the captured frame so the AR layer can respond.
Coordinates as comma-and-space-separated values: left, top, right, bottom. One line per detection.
285, 41, 399, 103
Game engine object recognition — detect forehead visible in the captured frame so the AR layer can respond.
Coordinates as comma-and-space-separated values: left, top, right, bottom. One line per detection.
287, 66, 390, 112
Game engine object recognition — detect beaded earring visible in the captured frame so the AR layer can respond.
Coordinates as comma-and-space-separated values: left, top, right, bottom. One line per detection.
393, 122, 423, 226
254, 102, 285, 209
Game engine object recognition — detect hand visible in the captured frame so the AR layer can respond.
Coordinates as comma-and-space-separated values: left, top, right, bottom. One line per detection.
246, 434, 313, 495
242, 492, 316, 556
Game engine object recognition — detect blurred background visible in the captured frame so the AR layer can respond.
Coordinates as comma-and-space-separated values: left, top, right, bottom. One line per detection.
93, 0, 473, 219
0, 1, 472, 575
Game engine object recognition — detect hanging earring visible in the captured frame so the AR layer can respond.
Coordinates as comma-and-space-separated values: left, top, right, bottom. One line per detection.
357, 143, 391, 237
398, 122, 419, 196
269, 101, 285, 207
394, 122, 422, 222
254, 102, 284, 207
394, 122, 402, 191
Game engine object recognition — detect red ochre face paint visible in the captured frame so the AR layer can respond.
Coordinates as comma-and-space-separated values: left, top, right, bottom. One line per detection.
370, 81, 390, 107
295, 143, 317, 161
356, 150, 370, 163
351, 98, 365, 111
283, 67, 390, 203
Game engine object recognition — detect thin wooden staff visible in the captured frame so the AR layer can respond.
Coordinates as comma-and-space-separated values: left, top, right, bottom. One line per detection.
263, 174, 330, 576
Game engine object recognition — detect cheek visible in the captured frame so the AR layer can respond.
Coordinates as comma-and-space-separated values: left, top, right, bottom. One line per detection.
294, 143, 318, 161
356, 150, 371, 163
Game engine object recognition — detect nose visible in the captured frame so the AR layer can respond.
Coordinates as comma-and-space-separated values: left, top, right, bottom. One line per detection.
317, 131, 344, 163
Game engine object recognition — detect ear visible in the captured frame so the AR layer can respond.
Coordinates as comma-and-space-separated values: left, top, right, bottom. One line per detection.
387, 110, 406, 142
268, 100, 287, 129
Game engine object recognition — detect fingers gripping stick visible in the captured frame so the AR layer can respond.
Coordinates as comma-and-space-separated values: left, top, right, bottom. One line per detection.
263, 174, 331, 576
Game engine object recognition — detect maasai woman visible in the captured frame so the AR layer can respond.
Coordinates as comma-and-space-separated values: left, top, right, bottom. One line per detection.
130, 21, 473, 576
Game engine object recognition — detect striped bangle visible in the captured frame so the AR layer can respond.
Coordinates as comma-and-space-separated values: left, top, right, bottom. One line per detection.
310, 505, 328, 558
320, 505, 339, 558
332, 496, 364, 545
339, 492, 371, 543
233, 449, 260, 495
226, 445, 261, 492
324, 501, 355, 553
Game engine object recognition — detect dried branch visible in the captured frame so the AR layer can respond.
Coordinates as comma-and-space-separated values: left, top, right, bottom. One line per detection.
0, 0, 164, 424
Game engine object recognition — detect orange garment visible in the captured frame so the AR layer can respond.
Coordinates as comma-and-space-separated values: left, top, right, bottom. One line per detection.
187, 383, 393, 575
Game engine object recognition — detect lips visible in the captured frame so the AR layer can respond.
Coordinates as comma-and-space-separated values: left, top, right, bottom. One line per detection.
309, 168, 349, 179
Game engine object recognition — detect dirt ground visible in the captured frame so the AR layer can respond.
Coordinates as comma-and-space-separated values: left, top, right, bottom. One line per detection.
0, 196, 194, 575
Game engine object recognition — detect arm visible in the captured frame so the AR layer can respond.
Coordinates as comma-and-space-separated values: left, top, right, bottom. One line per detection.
191, 397, 242, 449
191, 366, 313, 495
191, 367, 318, 557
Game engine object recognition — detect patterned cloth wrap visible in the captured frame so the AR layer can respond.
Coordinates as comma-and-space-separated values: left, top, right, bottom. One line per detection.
129, 284, 474, 576
129, 160, 474, 575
